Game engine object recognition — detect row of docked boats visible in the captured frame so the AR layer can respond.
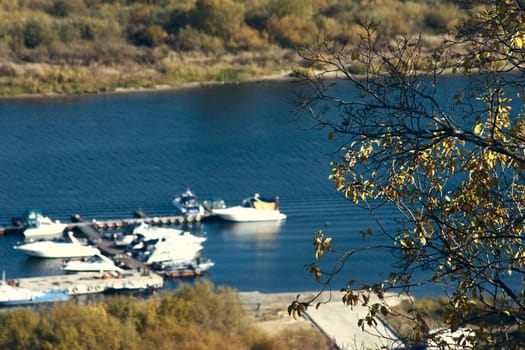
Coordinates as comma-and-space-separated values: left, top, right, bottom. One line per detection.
13, 222, 214, 276
113, 221, 214, 276
15, 189, 287, 243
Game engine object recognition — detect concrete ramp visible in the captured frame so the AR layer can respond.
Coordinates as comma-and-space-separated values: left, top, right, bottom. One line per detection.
304, 294, 404, 350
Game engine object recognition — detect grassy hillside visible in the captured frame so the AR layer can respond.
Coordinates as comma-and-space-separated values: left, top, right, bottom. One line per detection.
0, 0, 474, 96
0, 283, 333, 349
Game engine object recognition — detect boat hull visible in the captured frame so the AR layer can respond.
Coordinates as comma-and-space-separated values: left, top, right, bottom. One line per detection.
0, 293, 68, 306
63, 255, 123, 273
212, 206, 287, 222
63, 264, 121, 272
15, 242, 100, 259
0, 288, 68, 306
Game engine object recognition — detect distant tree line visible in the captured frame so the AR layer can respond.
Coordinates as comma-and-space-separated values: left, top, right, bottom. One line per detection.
0, 0, 472, 65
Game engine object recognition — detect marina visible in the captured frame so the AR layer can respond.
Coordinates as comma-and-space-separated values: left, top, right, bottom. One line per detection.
0, 80, 415, 297
0, 189, 290, 305
0, 210, 216, 305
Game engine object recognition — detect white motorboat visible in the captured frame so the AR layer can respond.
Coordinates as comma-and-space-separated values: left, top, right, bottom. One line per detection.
152, 256, 215, 277
122, 222, 207, 265
23, 209, 68, 241
14, 231, 100, 258
63, 254, 124, 273
172, 188, 205, 216
114, 222, 200, 246
211, 193, 287, 222
137, 235, 204, 264
0, 272, 68, 306
130, 222, 206, 245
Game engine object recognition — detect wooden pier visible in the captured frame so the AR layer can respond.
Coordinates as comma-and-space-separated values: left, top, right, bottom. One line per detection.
87, 214, 205, 231
0, 212, 207, 236
72, 221, 208, 278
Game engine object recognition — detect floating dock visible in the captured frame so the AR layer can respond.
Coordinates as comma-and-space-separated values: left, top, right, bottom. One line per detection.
0, 212, 207, 235
88, 214, 205, 230
11, 270, 164, 296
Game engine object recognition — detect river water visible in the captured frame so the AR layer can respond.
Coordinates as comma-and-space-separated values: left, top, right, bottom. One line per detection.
0, 80, 437, 295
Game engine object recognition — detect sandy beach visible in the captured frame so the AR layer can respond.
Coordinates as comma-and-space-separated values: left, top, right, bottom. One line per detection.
240, 291, 320, 335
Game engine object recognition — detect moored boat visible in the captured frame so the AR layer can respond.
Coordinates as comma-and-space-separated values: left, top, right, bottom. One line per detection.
136, 236, 205, 265
0, 272, 68, 306
22, 209, 68, 241
15, 231, 100, 258
152, 256, 215, 278
210, 193, 287, 222
172, 188, 205, 217
117, 222, 206, 247
63, 254, 124, 273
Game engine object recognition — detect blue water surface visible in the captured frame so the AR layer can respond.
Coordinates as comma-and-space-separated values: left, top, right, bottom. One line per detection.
0, 78, 478, 295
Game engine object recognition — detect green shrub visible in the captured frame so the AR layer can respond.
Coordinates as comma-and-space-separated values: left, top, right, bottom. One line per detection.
129, 25, 167, 47
0, 308, 40, 349
268, 0, 314, 20
175, 26, 224, 54
193, 0, 245, 40
267, 15, 317, 48
55, 21, 81, 43
423, 3, 463, 33
23, 19, 54, 48
0, 282, 343, 349
227, 26, 268, 51
48, 0, 73, 17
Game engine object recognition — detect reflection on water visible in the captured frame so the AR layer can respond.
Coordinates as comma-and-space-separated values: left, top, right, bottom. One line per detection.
217, 221, 283, 241
0, 79, 475, 294
20, 257, 64, 276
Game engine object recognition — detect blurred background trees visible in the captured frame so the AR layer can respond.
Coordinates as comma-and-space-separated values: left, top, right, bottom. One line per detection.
292, 0, 525, 347
0, 0, 471, 63
0, 0, 485, 97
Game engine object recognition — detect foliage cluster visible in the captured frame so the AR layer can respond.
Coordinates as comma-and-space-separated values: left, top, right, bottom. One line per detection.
291, 0, 525, 348
0, 282, 330, 350
0, 0, 471, 96
386, 296, 525, 348
0, 0, 469, 53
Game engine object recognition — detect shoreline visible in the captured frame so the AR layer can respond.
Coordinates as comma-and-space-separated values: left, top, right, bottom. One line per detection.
0, 71, 297, 101
2, 66, 497, 101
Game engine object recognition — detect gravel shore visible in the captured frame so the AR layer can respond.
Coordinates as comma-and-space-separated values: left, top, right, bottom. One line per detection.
240, 291, 321, 335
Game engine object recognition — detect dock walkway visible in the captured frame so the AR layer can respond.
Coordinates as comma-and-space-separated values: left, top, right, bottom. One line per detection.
0, 212, 206, 235
14, 270, 164, 296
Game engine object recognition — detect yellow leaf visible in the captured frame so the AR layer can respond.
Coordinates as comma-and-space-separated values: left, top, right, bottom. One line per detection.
474, 123, 482, 134
516, 35, 523, 49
